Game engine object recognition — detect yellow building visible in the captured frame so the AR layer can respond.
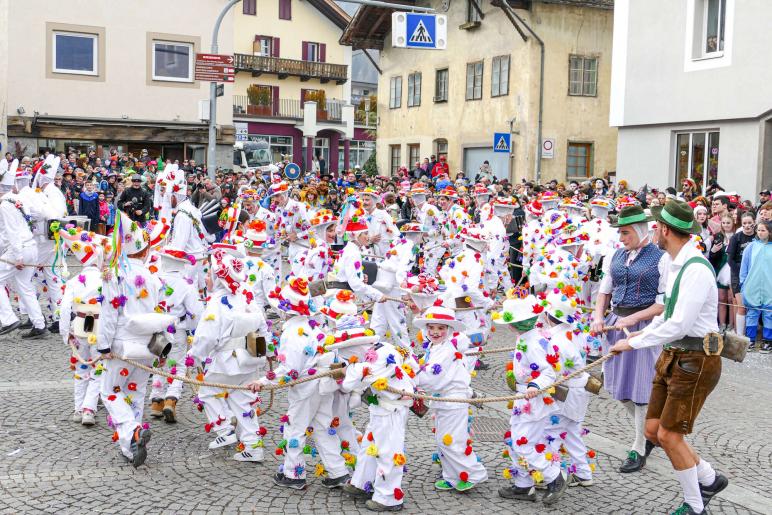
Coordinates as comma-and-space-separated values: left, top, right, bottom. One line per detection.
232, 0, 373, 172
342, 0, 616, 183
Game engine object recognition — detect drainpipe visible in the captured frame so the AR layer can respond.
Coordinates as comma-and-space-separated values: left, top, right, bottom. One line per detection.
497, 2, 545, 184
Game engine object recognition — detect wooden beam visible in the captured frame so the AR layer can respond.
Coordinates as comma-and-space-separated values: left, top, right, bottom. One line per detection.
367, 11, 389, 37
362, 49, 382, 75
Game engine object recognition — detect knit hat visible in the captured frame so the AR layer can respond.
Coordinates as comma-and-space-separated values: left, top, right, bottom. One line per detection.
651, 199, 701, 235
414, 304, 465, 332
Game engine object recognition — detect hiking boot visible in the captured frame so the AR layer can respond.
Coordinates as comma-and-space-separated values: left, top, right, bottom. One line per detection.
233, 449, 264, 462
81, 410, 96, 426
21, 327, 48, 339
670, 502, 703, 515
619, 450, 646, 473
321, 473, 350, 489
343, 483, 372, 499
129, 427, 151, 468
365, 500, 403, 512
542, 472, 569, 505
568, 474, 594, 487
208, 431, 238, 449
273, 472, 306, 490
163, 398, 177, 423
0, 320, 20, 335
700, 472, 728, 508
149, 398, 164, 418
497, 485, 536, 501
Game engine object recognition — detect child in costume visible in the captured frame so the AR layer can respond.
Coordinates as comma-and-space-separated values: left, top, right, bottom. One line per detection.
413, 304, 488, 492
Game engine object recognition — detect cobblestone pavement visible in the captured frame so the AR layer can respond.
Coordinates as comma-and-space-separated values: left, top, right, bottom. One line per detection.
1, 319, 771, 514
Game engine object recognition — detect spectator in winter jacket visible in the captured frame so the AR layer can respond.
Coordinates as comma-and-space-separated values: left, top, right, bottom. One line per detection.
78, 181, 101, 231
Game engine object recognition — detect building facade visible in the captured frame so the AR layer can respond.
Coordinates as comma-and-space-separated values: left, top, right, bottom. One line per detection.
232, 0, 373, 173
1, 0, 235, 166
611, 0, 771, 199
341, 0, 616, 182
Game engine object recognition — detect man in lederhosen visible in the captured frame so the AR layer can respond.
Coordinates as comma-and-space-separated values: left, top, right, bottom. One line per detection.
611, 199, 728, 515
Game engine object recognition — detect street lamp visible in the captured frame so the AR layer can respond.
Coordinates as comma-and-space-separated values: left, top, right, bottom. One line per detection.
207, 0, 241, 180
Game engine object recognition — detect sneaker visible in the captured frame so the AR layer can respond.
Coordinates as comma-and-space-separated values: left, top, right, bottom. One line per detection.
474, 360, 490, 371
208, 431, 238, 449
364, 500, 403, 512
0, 320, 20, 335
670, 502, 703, 515
48, 321, 60, 333
497, 485, 536, 501
619, 450, 646, 473
18, 318, 32, 330
130, 427, 152, 468
149, 398, 164, 419
760, 342, 772, 354
162, 397, 178, 423
700, 472, 728, 508
748, 341, 756, 351
81, 410, 96, 426
343, 483, 372, 499
434, 479, 453, 491
21, 327, 47, 339
321, 473, 350, 489
645, 439, 656, 457
568, 474, 594, 487
542, 472, 569, 505
233, 449, 264, 462
454, 480, 475, 492
71, 410, 82, 423
273, 472, 306, 490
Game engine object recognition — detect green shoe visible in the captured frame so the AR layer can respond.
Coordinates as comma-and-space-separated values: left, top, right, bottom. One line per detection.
434, 479, 454, 491
455, 480, 475, 492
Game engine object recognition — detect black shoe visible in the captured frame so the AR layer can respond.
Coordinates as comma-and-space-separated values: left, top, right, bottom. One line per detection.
130, 427, 151, 468
343, 483, 373, 499
21, 327, 48, 339
0, 320, 21, 335
760, 342, 772, 354
18, 318, 33, 330
747, 341, 756, 350
700, 473, 728, 507
497, 485, 536, 501
542, 472, 569, 505
645, 439, 656, 457
273, 472, 306, 490
48, 321, 60, 333
364, 500, 403, 512
474, 360, 490, 371
619, 450, 646, 473
321, 473, 350, 489
670, 502, 703, 514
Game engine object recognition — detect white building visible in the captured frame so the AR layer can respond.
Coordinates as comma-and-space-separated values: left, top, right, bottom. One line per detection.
611, 0, 772, 199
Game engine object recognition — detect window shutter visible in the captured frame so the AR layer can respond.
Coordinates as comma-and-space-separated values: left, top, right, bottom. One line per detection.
279, 0, 292, 19
272, 37, 280, 58
301, 41, 308, 61
243, 0, 256, 15
272, 86, 279, 115
319, 43, 326, 63
253, 34, 262, 53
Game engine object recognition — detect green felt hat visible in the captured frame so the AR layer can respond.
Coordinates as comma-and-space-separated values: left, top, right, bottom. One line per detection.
611, 205, 653, 227
651, 199, 701, 235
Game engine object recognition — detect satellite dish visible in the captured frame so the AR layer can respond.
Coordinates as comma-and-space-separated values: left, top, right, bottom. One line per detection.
284, 162, 301, 180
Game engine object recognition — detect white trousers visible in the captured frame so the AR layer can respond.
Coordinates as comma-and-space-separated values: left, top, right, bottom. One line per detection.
33, 242, 62, 321
423, 246, 445, 275
350, 407, 408, 507
149, 331, 188, 401
332, 391, 361, 455
184, 261, 207, 295
198, 371, 264, 448
0, 284, 18, 326
99, 340, 152, 457
71, 336, 102, 413
508, 415, 561, 487
0, 246, 44, 328
433, 408, 488, 484
550, 415, 592, 479
281, 391, 348, 480
371, 300, 411, 349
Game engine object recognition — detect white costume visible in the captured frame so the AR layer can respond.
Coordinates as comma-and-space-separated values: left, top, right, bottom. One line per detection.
416, 202, 445, 273
333, 242, 384, 303
168, 197, 209, 292
273, 197, 310, 276
364, 207, 399, 258
369, 236, 417, 348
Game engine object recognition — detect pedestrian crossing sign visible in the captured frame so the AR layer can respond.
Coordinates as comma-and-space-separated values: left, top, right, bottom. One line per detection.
392, 13, 447, 50
493, 132, 511, 153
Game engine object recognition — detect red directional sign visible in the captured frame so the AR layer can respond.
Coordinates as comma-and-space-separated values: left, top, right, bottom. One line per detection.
195, 53, 236, 82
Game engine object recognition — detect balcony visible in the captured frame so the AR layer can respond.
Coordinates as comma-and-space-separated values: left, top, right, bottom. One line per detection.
233, 96, 344, 122
354, 109, 377, 129
234, 53, 348, 84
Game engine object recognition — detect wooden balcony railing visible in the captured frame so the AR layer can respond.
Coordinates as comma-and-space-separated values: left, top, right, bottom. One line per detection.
233, 96, 344, 122
234, 53, 348, 84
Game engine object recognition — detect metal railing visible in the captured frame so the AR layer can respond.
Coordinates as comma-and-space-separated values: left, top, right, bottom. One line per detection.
233, 96, 345, 122
234, 53, 348, 83
355, 110, 377, 128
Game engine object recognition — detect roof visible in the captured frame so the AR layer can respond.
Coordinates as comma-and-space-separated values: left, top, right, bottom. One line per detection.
308, 0, 351, 30
539, 0, 613, 8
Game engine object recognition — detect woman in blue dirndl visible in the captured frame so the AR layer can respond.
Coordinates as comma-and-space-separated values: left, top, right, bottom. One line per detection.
591, 205, 668, 473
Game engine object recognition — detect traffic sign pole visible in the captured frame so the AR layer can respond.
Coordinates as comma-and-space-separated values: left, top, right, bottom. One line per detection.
207, 0, 241, 180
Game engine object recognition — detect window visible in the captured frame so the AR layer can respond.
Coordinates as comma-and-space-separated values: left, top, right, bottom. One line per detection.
307, 43, 320, 62
243, 0, 256, 15
567, 142, 593, 178
254, 36, 272, 56
407, 72, 421, 107
466, 61, 483, 100
676, 131, 719, 193
569, 56, 597, 96
467, 0, 481, 23
390, 145, 401, 175
249, 135, 294, 163
491, 55, 510, 97
152, 41, 193, 82
435, 68, 448, 102
408, 144, 421, 167
434, 138, 448, 160
389, 76, 402, 108
701, 0, 726, 56
53, 32, 98, 75
279, 0, 292, 20
339, 140, 375, 169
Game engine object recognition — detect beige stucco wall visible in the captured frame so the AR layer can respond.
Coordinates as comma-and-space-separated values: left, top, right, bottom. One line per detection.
6, 0, 234, 125
0, 0, 9, 153
233, 0, 351, 104
376, 1, 616, 183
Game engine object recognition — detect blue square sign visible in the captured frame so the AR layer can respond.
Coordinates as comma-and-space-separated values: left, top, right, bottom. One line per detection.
493, 132, 511, 153
405, 14, 437, 49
